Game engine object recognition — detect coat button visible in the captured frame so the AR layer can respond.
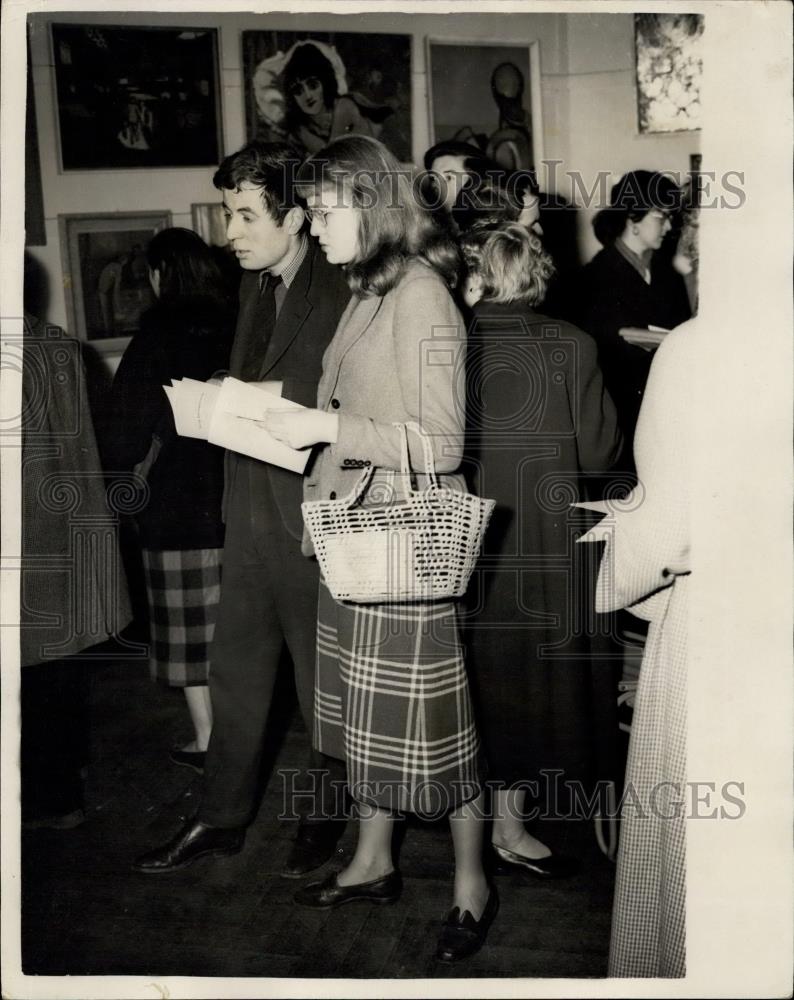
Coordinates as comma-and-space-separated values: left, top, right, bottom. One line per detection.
331, 398, 340, 409
329, 491, 337, 500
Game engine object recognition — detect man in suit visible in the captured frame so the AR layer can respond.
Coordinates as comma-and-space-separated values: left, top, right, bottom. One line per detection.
134, 142, 351, 876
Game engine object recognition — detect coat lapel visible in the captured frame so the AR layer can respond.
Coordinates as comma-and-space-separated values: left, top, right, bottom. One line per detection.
258, 242, 316, 379
317, 294, 383, 407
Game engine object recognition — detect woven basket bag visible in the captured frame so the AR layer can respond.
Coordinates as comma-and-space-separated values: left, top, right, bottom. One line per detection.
302, 422, 495, 603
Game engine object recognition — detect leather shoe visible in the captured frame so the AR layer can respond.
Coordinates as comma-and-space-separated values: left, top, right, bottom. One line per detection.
169, 748, 206, 773
132, 819, 244, 874
492, 843, 578, 879
436, 885, 499, 963
281, 820, 344, 878
294, 869, 402, 909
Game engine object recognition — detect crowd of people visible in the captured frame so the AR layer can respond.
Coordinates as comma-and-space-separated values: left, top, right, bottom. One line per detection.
24, 131, 696, 976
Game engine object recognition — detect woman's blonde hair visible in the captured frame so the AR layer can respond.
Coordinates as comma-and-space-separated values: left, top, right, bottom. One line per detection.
296, 134, 459, 297
459, 221, 555, 306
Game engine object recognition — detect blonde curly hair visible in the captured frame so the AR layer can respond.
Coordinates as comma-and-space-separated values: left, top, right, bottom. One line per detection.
459, 221, 555, 306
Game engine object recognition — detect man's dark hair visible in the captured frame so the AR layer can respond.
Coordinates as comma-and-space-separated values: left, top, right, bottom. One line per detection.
213, 141, 301, 223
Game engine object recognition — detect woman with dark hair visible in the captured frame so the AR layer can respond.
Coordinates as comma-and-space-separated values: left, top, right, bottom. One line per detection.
458, 222, 622, 881
264, 135, 495, 963
107, 227, 235, 770
576, 170, 692, 464
283, 41, 393, 155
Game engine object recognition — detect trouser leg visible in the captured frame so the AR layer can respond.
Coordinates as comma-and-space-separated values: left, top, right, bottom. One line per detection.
199, 540, 284, 828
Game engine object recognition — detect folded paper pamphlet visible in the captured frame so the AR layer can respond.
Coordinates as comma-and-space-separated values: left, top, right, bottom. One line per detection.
164, 376, 309, 474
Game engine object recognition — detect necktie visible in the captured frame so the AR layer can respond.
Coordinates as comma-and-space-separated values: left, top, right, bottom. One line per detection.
238, 272, 281, 382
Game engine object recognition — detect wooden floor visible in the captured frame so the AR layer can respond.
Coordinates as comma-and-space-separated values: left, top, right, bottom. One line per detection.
21, 642, 617, 982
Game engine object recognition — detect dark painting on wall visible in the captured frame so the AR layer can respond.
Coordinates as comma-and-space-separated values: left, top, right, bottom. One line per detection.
26, 41, 46, 246
58, 211, 171, 354
51, 24, 222, 170
242, 31, 412, 162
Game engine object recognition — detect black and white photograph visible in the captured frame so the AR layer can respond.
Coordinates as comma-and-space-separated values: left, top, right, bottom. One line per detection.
51, 23, 223, 170
2, 2, 792, 998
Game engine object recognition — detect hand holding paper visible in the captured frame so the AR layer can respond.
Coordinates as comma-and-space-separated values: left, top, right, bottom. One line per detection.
163, 376, 312, 473
262, 408, 339, 449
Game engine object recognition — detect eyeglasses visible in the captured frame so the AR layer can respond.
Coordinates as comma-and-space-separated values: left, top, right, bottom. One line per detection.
305, 206, 330, 225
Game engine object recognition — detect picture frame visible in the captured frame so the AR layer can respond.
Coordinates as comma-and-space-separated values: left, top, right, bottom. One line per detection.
241, 30, 412, 162
191, 202, 229, 248
58, 211, 172, 355
426, 38, 544, 173
634, 13, 704, 134
50, 23, 223, 171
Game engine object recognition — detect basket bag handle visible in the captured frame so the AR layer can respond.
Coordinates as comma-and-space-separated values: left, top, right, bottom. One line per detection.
340, 421, 440, 508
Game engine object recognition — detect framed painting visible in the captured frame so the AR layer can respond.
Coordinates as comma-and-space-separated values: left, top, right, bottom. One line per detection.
426, 38, 544, 173
635, 13, 704, 134
51, 23, 223, 170
58, 211, 171, 355
241, 30, 412, 162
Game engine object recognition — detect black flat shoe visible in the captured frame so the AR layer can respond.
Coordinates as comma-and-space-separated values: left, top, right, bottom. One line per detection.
294, 869, 402, 909
132, 819, 244, 874
436, 885, 499, 963
281, 819, 346, 879
169, 748, 206, 773
492, 843, 578, 879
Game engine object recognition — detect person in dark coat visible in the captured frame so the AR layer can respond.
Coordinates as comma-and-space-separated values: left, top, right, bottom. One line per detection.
107, 227, 235, 768
458, 222, 623, 874
133, 142, 352, 881
575, 171, 692, 467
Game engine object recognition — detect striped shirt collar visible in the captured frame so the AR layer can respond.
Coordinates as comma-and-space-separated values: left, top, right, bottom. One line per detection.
615, 237, 652, 284
259, 234, 307, 292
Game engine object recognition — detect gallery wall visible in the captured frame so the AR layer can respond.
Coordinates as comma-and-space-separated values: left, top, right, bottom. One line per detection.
25, 8, 699, 348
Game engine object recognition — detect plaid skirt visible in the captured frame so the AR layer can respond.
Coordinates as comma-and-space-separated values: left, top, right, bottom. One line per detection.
314, 582, 482, 817
142, 548, 222, 687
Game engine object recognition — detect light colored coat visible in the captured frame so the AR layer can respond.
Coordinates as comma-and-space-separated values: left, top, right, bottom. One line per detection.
302, 260, 466, 556
581, 319, 693, 978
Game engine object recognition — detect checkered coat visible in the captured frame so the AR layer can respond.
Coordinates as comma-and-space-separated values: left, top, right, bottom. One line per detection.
304, 262, 481, 814
582, 321, 695, 977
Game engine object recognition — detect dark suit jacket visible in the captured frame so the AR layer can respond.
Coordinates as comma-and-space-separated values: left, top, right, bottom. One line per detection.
224, 239, 351, 540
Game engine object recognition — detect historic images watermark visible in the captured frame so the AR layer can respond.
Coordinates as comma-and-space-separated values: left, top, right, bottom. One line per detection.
277, 768, 747, 823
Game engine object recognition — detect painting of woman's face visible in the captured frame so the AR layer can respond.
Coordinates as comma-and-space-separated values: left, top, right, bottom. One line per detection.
243, 30, 412, 161
290, 76, 326, 118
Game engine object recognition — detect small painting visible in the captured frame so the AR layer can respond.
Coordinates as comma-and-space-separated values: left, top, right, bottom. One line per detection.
635, 13, 704, 134
58, 212, 171, 353
426, 39, 543, 172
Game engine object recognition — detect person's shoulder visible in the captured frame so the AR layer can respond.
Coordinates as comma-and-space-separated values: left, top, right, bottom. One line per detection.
582, 243, 620, 274
395, 259, 450, 296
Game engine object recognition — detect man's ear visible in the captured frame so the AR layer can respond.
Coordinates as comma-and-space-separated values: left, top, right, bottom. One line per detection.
284, 205, 305, 236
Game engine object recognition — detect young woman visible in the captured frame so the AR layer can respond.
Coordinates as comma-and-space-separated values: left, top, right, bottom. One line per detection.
264, 135, 496, 963
107, 228, 235, 770
458, 222, 622, 878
